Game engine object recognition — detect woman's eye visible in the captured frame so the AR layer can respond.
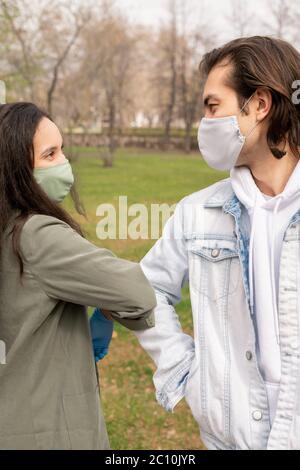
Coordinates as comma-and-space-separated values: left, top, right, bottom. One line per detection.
47, 152, 55, 159
209, 104, 218, 111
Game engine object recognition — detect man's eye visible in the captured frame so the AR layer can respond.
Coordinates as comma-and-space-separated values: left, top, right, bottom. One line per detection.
209, 104, 218, 110
47, 152, 55, 158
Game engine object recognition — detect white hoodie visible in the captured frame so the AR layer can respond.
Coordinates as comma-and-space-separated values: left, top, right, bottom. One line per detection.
230, 160, 300, 426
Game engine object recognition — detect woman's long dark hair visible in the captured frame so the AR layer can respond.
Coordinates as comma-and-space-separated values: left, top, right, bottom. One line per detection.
0, 102, 86, 275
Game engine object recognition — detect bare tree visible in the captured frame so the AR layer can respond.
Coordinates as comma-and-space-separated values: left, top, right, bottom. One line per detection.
0, 0, 90, 114
163, 0, 178, 149
42, 7, 89, 115
128, 27, 161, 128
178, 33, 204, 153
79, 7, 137, 167
261, 0, 296, 40
151, 0, 179, 150
177, 1, 214, 153
227, 0, 254, 37
0, 0, 39, 101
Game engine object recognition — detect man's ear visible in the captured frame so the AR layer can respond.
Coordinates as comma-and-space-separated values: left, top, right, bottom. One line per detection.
256, 87, 272, 121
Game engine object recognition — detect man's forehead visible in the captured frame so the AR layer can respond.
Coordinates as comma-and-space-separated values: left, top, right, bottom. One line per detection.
202, 63, 233, 101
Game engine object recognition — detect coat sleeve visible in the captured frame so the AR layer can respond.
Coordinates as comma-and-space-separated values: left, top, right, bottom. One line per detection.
133, 198, 195, 412
19, 214, 156, 331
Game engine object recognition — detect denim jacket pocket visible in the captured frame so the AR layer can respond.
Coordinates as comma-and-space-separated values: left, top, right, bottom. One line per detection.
188, 238, 240, 302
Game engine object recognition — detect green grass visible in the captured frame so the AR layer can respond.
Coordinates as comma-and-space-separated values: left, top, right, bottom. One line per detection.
62, 147, 228, 450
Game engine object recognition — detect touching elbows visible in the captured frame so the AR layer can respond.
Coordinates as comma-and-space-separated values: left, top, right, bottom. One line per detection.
109, 264, 157, 331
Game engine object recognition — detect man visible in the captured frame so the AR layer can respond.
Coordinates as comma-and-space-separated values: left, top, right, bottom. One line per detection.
133, 36, 300, 450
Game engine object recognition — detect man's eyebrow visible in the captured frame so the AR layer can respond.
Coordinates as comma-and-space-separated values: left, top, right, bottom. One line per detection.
203, 94, 220, 106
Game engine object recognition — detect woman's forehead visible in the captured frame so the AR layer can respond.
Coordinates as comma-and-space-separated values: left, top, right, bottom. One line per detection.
34, 118, 62, 147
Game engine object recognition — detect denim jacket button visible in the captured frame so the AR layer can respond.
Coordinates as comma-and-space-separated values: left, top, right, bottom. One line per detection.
252, 410, 263, 421
246, 351, 253, 361
211, 248, 220, 258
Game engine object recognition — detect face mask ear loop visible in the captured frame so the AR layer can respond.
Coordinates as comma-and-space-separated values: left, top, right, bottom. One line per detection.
239, 93, 255, 115
238, 93, 260, 139
245, 119, 260, 139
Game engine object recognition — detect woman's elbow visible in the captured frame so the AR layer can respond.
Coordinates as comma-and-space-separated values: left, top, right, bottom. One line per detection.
132, 268, 157, 315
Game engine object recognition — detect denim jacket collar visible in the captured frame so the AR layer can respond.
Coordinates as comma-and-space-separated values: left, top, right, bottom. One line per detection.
203, 177, 300, 226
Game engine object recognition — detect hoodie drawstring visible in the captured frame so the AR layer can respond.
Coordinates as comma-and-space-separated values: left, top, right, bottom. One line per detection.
271, 196, 283, 345
249, 191, 282, 346
249, 191, 258, 316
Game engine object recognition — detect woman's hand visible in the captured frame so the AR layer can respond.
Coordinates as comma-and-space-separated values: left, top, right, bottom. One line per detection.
89, 308, 114, 362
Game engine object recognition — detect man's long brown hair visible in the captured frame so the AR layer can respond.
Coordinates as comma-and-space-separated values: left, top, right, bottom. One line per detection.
0, 102, 86, 275
199, 36, 300, 160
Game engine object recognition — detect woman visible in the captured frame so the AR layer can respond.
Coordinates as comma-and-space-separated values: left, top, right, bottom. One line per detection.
0, 102, 156, 450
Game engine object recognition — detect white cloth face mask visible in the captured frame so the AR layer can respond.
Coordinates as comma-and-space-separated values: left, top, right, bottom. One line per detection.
197, 93, 259, 171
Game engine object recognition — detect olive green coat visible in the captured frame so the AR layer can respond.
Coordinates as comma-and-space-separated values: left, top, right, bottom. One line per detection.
0, 212, 156, 449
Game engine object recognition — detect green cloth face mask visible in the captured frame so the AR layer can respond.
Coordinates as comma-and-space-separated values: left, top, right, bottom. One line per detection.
33, 160, 74, 203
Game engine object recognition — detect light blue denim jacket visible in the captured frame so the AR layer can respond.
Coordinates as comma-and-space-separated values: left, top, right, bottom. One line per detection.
134, 177, 300, 450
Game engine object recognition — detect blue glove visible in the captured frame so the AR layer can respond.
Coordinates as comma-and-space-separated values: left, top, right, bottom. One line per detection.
89, 308, 114, 362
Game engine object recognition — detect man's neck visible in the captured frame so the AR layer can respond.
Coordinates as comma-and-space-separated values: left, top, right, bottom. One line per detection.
240, 145, 299, 197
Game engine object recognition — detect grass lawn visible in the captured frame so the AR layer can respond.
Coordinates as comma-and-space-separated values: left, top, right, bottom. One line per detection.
62, 147, 228, 450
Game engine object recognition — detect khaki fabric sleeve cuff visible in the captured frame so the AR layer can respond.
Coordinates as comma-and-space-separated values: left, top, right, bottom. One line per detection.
111, 309, 155, 331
